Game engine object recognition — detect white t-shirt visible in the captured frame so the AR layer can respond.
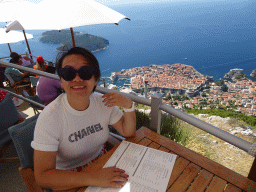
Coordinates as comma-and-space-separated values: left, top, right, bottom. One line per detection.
31, 92, 123, 170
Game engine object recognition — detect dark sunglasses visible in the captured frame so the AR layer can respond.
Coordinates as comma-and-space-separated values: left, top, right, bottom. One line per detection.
59, 66, 95, 81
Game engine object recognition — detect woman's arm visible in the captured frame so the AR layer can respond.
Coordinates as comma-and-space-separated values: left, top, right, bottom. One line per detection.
102, 93, 136, 137
34, 150, 129, 190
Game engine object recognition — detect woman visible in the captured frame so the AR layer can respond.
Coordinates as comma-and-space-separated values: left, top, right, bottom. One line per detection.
10, 52, 34, 67
31, 47, 136, 190
33, 56, 48, 76
36, 66, 62, 105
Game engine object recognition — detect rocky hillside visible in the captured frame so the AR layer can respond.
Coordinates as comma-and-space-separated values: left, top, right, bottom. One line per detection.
186, 114, 255, 177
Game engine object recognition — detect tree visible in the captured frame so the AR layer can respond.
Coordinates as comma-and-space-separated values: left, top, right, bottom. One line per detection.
221, 84, 228, 92
215, 80, 224, 86
163, 94, 172, 101
133, 89, 144, 94
201, 92, 207, 97
173, 95, 181, 101
235, 73, 247, 80
181, 95, 189, 101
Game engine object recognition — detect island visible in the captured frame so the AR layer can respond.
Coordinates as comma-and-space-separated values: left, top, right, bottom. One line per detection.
224, 68, 247, 80
39, 30, 109, 52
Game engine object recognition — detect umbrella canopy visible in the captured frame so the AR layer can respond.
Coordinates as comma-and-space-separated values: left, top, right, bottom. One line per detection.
5, 0, 130, 47
0, 28, 33, 52
7, 0, 129, 29
0, 0, 37, 22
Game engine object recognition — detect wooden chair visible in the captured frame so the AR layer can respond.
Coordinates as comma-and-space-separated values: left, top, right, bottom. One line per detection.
8, 114, 44, 192
29, 76, 40, 95
0, 93, 24, 163
4, 73, 33, 95
8, 113, 121, 192
25, 95, 44, 114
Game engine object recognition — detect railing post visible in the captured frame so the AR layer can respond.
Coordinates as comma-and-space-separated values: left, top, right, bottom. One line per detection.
150, 93, 162, 134
103, 78, 107, 88
144, 82, 148, 99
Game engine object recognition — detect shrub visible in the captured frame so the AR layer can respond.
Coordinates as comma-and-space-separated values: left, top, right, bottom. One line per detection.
110, 109, 190, 147
135, 109, 150, 130
160, 114, 190, 146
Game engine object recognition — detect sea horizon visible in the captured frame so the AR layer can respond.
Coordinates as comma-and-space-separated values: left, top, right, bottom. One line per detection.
1, 0, 256, 87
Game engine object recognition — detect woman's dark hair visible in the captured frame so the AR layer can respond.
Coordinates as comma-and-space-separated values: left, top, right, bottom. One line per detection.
46, 66, 56, 74
10, 52, 21, 63
56, 47, 101, 81
9, 59, 18, 64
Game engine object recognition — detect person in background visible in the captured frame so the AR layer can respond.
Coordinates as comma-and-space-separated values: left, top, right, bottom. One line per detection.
0, 64, 6, 88
32, 47, 136, 190
36, 66, 62, 105
10, 52, 34, 68
33, 56, 48, 76
5, 59, 30, 83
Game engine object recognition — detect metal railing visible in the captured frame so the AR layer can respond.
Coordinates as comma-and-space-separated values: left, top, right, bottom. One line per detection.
0, 59, 255, 158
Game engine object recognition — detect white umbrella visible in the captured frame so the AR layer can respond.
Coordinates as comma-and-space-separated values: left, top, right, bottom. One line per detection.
0, 0, 37, 22
5, 0, 130, 47
0, 28, 33, 53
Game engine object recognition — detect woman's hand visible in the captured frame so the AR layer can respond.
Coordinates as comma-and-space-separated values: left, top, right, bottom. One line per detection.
102, 93, 132, 109
90, 166, 129, 188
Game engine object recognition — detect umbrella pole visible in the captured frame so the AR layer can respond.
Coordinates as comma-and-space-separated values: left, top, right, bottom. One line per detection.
22, 30, 33, 59
70, 27, 76, 47
7, 43, 12, 53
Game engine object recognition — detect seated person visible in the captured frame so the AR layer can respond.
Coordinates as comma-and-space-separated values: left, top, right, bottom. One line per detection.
10, 52, 34, 68
36, 66, 62, 105
33, 56, 48, 76
0, 64, 6, 88
5, 59, 30, 83
32, 47, 136, 190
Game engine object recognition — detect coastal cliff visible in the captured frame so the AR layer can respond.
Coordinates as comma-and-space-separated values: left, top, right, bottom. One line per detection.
250, 69, 256, 78
224, 68, 247, 80
39, 30, 109, 52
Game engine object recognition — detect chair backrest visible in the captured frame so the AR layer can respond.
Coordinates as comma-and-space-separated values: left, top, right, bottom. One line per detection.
30, 76, 40, 87
4, 73, 15, 85
8, 114, 39, 168
26, 95, 44, 110
0, 93, 21, 146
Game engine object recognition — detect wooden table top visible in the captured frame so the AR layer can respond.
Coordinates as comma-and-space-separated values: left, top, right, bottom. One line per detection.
56, 127, 256, 192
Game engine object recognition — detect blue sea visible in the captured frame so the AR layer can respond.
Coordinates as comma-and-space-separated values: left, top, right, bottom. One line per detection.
1, 0, 256, 87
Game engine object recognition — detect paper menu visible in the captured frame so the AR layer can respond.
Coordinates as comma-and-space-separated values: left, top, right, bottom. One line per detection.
85, 141, 177, 192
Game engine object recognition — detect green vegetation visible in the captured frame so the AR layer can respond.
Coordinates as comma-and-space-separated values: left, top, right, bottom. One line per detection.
160, 114, 190, 146
133, 89, 144, 94
134, 107, 190, 146
172, 94, 189, 101
184, 108, 256, 128
111, 106, 191, 146
235, 73, 247, 80
201, 92, 207, 97
215, 80, 224, 86
221, 84, 228, 92
40, 30, 109, 52
164, 95, 172, 101
135, 109, 151, 130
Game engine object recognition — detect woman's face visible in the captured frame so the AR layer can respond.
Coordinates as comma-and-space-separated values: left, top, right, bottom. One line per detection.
60, 54, 98, 99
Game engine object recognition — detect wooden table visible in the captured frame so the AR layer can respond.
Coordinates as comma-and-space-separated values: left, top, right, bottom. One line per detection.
57, 127, 256, 192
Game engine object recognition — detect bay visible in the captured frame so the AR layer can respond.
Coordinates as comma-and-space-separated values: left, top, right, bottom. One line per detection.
1, 0, 256, 87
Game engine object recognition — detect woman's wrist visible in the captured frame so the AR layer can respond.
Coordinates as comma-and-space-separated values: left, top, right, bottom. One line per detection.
123, 102, 135, 112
